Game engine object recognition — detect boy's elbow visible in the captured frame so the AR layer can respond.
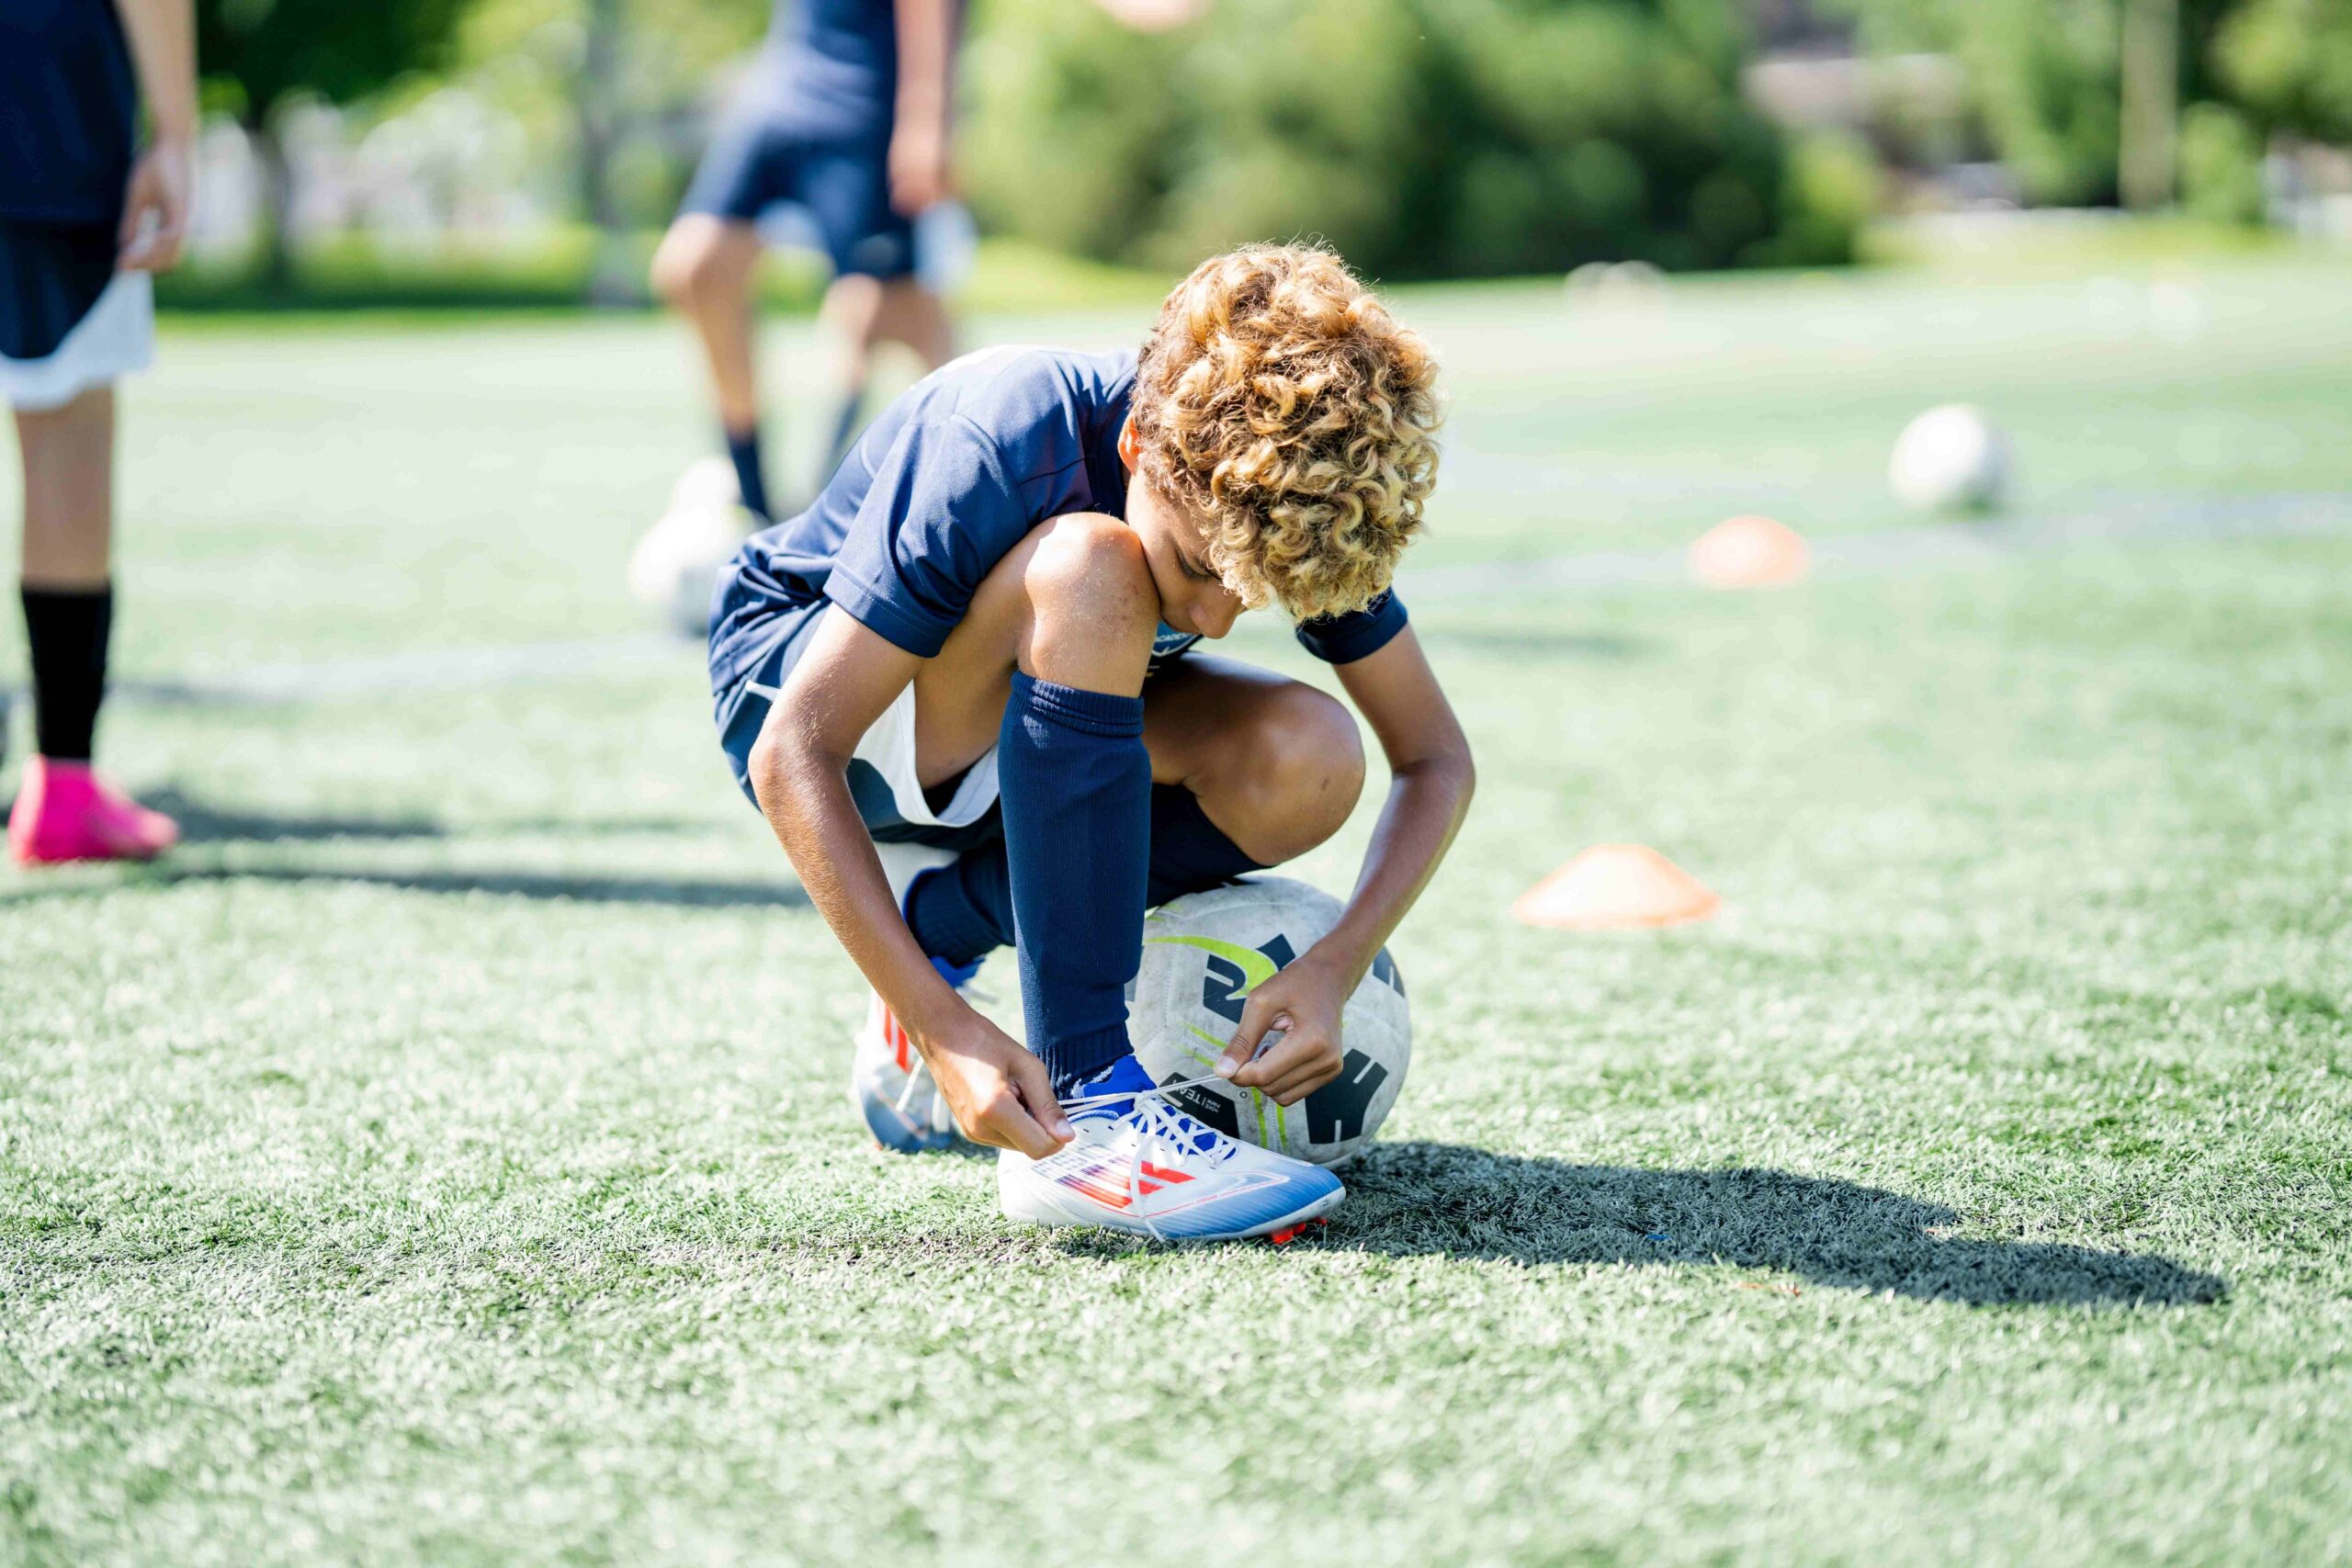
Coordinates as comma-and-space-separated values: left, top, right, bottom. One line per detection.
1446, 739, 1477, 815
746, 725, 794, 813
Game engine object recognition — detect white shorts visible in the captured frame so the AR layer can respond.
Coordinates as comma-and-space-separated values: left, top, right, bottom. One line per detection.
1, 272, 153, 412
734, 637, 1002, 902
854, 680, 1001, 902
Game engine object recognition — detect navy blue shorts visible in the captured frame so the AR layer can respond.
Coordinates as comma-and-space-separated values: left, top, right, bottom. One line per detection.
0, 219, 116, 361
680, 118, 915, 281
711, 604, 1005, 853
710, 601, 1205, 853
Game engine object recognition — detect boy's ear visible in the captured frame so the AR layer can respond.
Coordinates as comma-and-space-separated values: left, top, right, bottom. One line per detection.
1117, 413, 1140, 471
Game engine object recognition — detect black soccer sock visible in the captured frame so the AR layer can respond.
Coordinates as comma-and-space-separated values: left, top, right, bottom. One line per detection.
20, 583, 112, 762
904, 785, 1265, 970
999, 672, 1151, 1093
724, 426, 770, 520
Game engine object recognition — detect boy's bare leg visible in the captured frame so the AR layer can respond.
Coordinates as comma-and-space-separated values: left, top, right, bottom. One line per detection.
17, 388, 114, 588
1136, 654, 1366, 866
650, 216, 764, 434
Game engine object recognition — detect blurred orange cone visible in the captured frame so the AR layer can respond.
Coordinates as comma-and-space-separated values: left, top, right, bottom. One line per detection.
1513, 844, 1720, 930
1688, 514, 1809, 589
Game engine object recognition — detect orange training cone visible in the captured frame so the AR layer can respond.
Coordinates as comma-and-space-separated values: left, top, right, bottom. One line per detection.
1513, 844, 1720, 931
1688, 514, 1810, 589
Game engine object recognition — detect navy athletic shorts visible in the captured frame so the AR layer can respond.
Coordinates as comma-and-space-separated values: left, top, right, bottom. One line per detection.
712, 603, 1202, 852
712, 604, 1006, 853
0, 219, 116, 362
680, 118, 915, 282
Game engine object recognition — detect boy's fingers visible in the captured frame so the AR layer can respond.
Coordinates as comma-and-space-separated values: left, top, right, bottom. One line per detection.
1218, 994, 1281, 1078
1229, 1019, 1313, 1089
979, 1092, 1063, 1159
1010, 1054, 1075, 1146
1261, 1055, 1344, 1105
1239, 1031, 1340, 1098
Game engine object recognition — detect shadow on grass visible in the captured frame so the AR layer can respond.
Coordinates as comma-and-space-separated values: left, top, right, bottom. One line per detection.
85, 788, 719, 846
0, 862, 808, 910
1317, 1142, 2225, 1307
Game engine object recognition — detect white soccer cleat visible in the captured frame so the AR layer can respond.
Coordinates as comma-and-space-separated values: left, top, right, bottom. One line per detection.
851, 990, 961, 1154
998, 1056, 1345, 1242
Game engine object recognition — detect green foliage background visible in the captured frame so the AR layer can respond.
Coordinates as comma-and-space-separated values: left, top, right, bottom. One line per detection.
1830, 0, 2352, 216
960, 0, 1868, 280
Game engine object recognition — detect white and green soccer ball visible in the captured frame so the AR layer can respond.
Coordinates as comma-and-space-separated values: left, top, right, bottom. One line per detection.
1126, 875, 1410, 1167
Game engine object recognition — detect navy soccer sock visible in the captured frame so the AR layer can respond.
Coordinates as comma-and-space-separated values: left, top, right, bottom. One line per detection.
998, 671, 1150, 1094
723, 426, 770, 520
20, 583, 112, 761
1144, 784, 1266, 907
905, 786, 1264, 970
904, 847, 1013, 967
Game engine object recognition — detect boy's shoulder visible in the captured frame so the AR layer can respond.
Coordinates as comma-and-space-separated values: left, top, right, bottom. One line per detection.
894, 345, 1135, 489
918, 345, 1134, 430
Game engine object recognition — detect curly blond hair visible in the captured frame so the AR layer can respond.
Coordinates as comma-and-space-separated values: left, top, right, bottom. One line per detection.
1131, 244, 1442, 622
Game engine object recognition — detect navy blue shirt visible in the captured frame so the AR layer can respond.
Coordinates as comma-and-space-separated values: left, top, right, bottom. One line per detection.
0, 0, 138, 224
752, 0, 900, 142
712, 346, 1408, 683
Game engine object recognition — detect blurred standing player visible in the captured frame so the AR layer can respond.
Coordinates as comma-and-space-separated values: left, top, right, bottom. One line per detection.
1, 0, 192, 865
650, 0, 1209, 523
651, 0, 965, 523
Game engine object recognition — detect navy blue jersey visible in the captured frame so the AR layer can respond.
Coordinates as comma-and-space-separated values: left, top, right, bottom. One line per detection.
0, 0, 137, 224
750, 0, 901, 142
711, 346, 1408, 685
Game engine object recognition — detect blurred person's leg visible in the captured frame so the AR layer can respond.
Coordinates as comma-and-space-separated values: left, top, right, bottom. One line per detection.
651, 214, 771, 519
8, 388, 176, 863
804, 135, 956, 477
2, 210, 175, 864
17, 388, 115, 766
818, 271, 955, 477
816, 273, 883, 474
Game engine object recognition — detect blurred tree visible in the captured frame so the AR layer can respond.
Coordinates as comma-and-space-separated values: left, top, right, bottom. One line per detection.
455, 0, 767, 297
962, 0, 1849, 280
2214, 0, 2352, 141
1829, 0, 2351, 215
198, 0, 471, 288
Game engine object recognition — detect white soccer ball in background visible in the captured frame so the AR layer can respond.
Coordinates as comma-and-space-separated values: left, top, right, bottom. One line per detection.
1126, 876, 1410, 1167
1890, 403, 2012, 513
669, 455, 742, 513
628, 498, 751, 638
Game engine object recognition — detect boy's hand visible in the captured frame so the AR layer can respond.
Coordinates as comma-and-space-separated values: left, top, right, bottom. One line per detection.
888, 121, 953, 217
922, 1017, 1073, 1156
119, 140, 193, 273
1216, 951, 1351, 1105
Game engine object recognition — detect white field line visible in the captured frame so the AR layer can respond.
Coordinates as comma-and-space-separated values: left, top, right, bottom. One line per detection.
1407, 489, 2352, 599
65, 491, 2352, 707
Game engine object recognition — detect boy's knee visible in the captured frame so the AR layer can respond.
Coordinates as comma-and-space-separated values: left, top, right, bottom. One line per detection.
1014, 514, 1157, 692
1234, 684, 1365, 860
650, 221, 745, 306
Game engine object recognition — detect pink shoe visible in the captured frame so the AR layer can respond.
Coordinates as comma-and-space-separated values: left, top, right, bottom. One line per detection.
7, 757, 179, 865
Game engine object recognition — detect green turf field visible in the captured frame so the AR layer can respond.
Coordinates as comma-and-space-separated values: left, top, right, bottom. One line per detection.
5, 256, 2351, 1565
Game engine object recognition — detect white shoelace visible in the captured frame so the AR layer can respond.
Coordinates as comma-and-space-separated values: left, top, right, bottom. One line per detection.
1056, 1073, 1238, 1242
892, 1055, 940, 1125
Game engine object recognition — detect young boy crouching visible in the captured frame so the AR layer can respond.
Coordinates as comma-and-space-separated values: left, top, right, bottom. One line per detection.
710, 243, 1472, 1240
